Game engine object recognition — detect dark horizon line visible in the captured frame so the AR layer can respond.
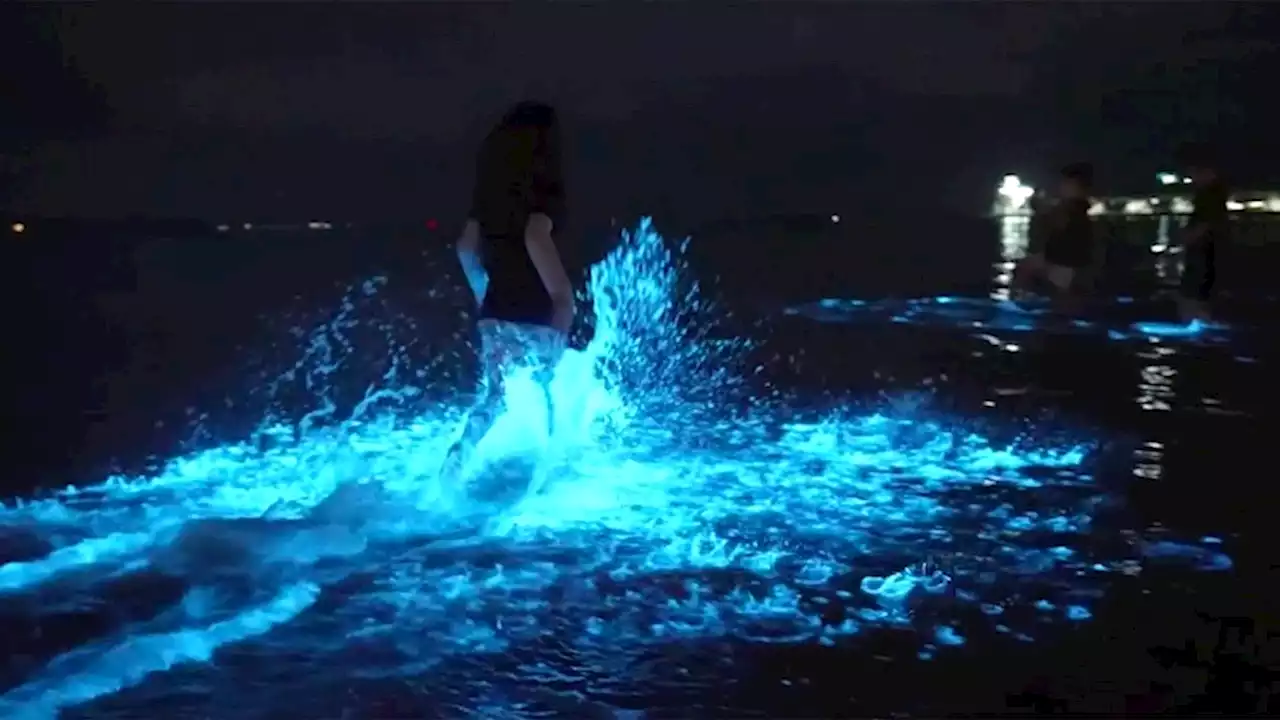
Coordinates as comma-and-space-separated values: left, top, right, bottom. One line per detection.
3, 209, 989, 229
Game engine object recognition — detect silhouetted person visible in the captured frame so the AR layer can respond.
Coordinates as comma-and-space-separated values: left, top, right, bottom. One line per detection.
441, 101, 575, 482
1026, 190, 1051, 257
1013, 163, 1097, 310
1176, 143, 1227, 322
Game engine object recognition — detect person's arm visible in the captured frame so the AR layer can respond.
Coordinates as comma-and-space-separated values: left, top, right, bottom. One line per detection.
524, 212, 574, 321
456, 219, 487, 305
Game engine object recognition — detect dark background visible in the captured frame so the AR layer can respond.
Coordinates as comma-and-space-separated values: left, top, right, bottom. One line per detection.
4, 4, 1280, 224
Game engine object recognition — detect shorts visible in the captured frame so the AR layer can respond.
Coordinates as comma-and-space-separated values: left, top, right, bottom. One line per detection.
1044, 263, 1076, 291
477, 319, 565, 386
1018, 253, 1078, 292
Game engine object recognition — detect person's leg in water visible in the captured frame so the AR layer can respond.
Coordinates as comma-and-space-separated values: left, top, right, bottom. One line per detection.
533, 322, 566, 419
441, 320, 565, 481
451, 322, 566, 536
522, 324, 566, 497
440, 320, 517, 480
1178, 242, 1215, 323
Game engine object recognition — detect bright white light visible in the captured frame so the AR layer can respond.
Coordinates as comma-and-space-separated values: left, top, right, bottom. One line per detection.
11, 222, 24, 233
1226, 201, 1245, 212
307, 221, 333, 230
830, 214, 840, 224
1151, 244, 1168, 253
997, 175, 1034, 210
243, 223, 254, 231
1182, 177, 1192, 184
1123, 199, 1153, 215
1157, 173, 1178, 186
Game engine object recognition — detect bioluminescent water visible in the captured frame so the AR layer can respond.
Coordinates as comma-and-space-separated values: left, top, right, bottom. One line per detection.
785, 295, 1235, 344
0, 219, 1232, 718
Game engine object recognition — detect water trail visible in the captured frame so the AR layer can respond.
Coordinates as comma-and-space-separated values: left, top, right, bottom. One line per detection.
785, 294, 1239, 344
0, 583, 319, 720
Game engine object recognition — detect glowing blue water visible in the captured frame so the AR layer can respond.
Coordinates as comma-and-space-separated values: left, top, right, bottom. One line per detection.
0, 219, 1231, 718
786, 295, 1235, 344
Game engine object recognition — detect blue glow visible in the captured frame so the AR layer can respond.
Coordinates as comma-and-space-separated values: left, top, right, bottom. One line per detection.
787, 295, 1235, 344
1131, 317, 1223, 338
0, 220, 1232, 717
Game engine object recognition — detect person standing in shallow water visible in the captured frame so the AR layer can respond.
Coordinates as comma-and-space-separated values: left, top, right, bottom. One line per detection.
1013, 162, 1098, 312
1176, 143, 1228, 323
441, 101, 575, 481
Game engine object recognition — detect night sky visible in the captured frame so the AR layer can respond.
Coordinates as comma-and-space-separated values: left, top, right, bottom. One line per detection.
4, 3, 1278, 225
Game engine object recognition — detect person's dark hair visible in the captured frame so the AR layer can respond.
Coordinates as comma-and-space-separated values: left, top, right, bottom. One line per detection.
473, 101, 565, 227
1060, 161, 1094, 189
487, 101, 561, 185
500, 101, 558, 133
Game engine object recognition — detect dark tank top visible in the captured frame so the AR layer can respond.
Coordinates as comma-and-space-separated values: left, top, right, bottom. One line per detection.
469, 127, 566, 327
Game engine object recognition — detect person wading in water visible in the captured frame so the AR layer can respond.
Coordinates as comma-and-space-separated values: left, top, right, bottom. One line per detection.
1175, 143, 1228, 323
441, 101, 574, 483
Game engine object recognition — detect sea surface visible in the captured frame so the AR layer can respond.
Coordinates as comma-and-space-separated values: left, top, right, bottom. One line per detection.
2, 214, 1276, 717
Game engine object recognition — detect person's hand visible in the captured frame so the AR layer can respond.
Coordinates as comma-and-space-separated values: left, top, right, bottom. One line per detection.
550, 297, 575, 335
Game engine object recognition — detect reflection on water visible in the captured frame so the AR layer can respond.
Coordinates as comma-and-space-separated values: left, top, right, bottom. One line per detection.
1132, 440, 1165, 481
1154, 245, 1183, 285
1151, 214, 1174, 254
1135, 344, 1179, 413
991, 216, 1030, 301
1132, 341, 1175, 480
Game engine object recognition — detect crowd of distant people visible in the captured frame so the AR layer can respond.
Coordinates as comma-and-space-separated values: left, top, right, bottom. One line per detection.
1011, 142, 1228, 324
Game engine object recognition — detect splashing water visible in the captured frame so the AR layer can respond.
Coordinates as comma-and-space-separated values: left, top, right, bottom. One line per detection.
0, 218, 1229, 718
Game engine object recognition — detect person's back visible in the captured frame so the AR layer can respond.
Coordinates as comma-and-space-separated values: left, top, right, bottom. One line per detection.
470, 102, 567, 327
1041, 163, 1095, 272
1027, 193, 1050, 256
1190, 179, 1229, 248
1012, 162, 1096, 304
